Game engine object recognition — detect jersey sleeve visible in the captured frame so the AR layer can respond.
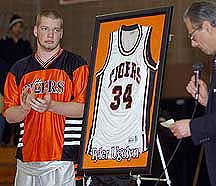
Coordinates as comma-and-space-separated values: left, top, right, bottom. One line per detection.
144, 26, 159, 71
72, 65, 89, 103
3, 72, 20, 117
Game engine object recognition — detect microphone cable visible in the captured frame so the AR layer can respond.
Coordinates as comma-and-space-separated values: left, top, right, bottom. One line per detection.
153, 99, 199, 186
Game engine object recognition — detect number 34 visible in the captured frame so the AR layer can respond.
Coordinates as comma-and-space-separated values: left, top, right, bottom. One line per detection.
110, 84, 132, 110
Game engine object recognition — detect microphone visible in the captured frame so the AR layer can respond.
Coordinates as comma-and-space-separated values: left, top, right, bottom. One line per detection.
192, 63, 203, 100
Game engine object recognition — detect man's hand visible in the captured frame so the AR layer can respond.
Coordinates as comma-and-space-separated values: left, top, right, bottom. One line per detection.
170, 119, 192, 139
186, 75, 208, 106
30, 92, 51, 113
20, 86, 35, 113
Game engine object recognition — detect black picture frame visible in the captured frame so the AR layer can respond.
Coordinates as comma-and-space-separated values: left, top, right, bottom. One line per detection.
79, 6, 173, 175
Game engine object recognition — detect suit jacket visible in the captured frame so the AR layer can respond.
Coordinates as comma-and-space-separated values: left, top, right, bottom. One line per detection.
190, 69, 216, 185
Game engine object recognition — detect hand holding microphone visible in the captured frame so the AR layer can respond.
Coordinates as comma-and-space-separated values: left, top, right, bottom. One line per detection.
186, 64, 208, 107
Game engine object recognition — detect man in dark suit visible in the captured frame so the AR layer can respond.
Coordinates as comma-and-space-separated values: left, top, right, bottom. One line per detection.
170, 1, 216, 185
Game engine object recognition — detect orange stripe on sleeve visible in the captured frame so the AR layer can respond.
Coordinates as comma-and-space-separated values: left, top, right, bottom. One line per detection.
3, 72, 20, 117
72, 65, 89, 103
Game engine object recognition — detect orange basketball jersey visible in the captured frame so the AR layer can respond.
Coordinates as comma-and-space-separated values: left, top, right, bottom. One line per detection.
3, 49, 89, 162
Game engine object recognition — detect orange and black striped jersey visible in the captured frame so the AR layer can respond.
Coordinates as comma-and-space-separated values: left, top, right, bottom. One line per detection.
3, 49, 89, 162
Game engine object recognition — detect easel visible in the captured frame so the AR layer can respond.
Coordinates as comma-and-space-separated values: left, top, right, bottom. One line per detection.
83, 135, 171, 186
131, 135, 171, 186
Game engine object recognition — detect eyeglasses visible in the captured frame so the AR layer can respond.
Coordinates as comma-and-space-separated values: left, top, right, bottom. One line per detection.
188, 25, 202, 41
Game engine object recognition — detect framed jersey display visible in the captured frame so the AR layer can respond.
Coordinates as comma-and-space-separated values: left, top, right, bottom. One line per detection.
79, 6, 173, 175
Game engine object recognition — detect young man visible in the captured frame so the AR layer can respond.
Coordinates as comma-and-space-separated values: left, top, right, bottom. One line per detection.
170, 1, 216, 185
3, 10, 89, 186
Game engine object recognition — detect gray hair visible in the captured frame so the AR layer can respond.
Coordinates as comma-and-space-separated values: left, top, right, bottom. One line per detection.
183, 1, 216, 28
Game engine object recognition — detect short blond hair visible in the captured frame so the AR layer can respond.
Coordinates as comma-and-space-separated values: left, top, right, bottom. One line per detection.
36, 10, 63, 28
